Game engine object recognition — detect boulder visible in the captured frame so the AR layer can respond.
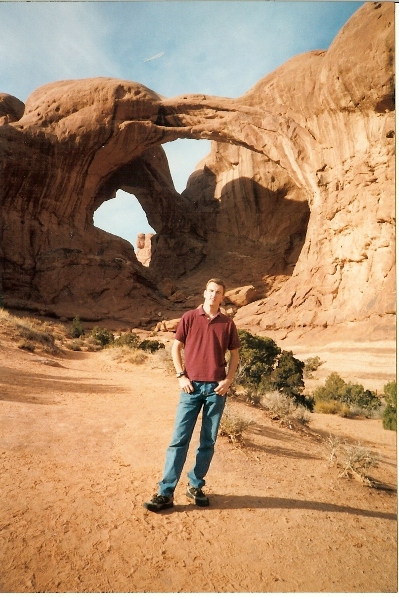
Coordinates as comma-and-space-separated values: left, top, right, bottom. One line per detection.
224, 286, 258, 307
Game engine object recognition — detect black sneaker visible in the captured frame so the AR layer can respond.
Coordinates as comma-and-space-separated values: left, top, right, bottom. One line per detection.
143, 494, 174, 512
186, 485, 210, 507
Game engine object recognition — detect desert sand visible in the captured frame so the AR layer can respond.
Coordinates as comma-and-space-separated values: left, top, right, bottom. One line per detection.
0, 329, 397, 593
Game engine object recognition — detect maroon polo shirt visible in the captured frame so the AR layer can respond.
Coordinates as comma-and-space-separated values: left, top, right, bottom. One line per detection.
175, 305, 240, 382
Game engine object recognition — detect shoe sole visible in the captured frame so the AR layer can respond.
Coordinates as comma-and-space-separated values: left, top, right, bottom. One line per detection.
143, 502, 174, 512
186, 490, 210, 507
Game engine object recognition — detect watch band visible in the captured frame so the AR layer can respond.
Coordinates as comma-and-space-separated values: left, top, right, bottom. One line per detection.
176, 371, 185, 378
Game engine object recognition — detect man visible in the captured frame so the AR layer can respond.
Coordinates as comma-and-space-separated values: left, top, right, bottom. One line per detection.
143, 278, 240, 512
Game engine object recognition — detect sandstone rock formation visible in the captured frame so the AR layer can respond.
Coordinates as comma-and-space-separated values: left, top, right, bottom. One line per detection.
225, 286, 258, 308
0, 2, 394, 340
136, 233, 153, 267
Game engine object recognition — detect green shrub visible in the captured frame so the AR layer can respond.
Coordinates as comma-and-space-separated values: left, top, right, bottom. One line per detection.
236, 330, 281, 389
91, 326, 114, 347
71, 316, 84, 338
382, 381, 396, 430
271, 350, 305, 400
304, 356, 325, 378
314, 372, 346, 403
138, 339, 165, 353
313, 372, 381, 416
383, 405, 396, 431
234, 330, 308, 407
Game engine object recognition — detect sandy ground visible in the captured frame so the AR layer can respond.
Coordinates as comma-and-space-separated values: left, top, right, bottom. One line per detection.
0, 333, 397, 593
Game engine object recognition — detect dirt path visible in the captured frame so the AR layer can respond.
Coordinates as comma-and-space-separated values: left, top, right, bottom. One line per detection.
0, 340, 397, 592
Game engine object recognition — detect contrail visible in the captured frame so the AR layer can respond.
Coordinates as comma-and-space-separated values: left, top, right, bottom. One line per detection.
143, 52, 165, 62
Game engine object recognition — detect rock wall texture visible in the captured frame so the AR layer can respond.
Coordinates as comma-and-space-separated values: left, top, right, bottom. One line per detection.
0, 2, 395, 340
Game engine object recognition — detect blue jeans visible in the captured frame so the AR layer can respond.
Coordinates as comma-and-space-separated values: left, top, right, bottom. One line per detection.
158, 381, 226, 497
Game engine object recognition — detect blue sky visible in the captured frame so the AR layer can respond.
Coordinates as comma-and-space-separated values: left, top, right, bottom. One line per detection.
1, 1, 362, 247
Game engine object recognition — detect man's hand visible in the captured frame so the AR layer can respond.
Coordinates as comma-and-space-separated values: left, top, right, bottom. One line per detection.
215, 378, 231, 396
179, 376, 194, 394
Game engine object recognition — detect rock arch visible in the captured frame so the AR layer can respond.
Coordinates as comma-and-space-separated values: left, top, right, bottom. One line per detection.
0, 2, 395, 340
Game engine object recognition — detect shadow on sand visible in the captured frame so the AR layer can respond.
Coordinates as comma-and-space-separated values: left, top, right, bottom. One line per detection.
164, 495, 396, 520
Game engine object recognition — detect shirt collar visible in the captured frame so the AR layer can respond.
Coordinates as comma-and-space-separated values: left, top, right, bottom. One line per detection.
199, 305, 221, 320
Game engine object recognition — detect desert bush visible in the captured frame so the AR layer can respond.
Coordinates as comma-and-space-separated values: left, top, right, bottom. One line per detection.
112, 332, 140, 348
16, 322, 58, 354
122, 349, 148, 365
261, 390, 296, 420
138, 339, 165, 353
241, 387, 263, 406
0, 309, 60, 353
260, 390, 311, 426
235, 330, 280, 389
91, 326, 114, 347
338, 404, 353, 418
304, 355, 325, 378
219, 408, 253, 443
383, 405, 396, 431
313, 372, 381, 416
84, 336, 103, 351
382, 380, 396, 431
315, 400, 343, 415
293, 405, 312, 425
270, 350, 305, 400
18, 339, 36, 352
107, 346, 148, 365
235, 330, 307, 406
323, 435, 380, 486
151, 347, 175, 374
324, 433, 342, 463
71, 316, 84, 338
66, 340, 83, 351
339, 443, 380, 485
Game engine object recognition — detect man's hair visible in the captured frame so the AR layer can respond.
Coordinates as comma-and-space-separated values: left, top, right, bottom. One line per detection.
205, 278, 226, 294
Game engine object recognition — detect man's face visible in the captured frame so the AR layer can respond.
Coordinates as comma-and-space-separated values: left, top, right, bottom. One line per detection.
203, 282, 225, 308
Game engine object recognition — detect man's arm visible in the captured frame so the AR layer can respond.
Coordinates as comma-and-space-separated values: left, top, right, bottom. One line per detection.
215, 348, 240, 396
171, 338, 194, 394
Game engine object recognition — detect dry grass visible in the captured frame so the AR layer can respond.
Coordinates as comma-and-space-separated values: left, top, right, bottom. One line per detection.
323, 433, 380, 486
104, 345, 148, 365
260, 390, 311, 426
0, 308, 63, 354
219, 407, 253, 444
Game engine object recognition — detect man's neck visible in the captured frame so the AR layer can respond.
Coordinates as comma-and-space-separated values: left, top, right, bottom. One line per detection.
203, 302, 219, 318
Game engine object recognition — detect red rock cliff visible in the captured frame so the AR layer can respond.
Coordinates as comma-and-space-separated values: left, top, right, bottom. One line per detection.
0, 2, 394, 339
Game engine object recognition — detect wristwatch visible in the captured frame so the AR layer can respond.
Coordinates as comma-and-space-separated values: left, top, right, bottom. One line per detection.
176, 371, 185, 378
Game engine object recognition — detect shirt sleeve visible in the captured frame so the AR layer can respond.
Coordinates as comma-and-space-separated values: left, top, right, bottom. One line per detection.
175, 312, 189, 344
228, 321, 240, 350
